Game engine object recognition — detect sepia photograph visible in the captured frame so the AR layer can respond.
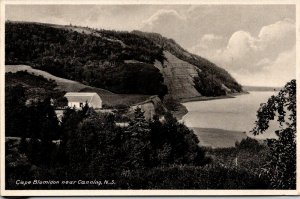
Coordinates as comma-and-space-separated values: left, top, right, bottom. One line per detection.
0, 0, 299, 196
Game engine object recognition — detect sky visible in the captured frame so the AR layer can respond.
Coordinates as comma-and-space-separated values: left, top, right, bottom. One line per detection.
6, 4, 296, 87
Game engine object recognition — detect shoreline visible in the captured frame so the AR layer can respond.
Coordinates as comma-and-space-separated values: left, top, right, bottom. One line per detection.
174, 92, 249, 120
175, 91, 277, 147
179, 91, 249, 103
179, 95, 234, 103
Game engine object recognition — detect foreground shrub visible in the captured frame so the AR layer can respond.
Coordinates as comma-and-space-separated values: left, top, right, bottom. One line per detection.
118, 164, 268, 189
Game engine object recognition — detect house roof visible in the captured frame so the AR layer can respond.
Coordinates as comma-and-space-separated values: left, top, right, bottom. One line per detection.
64, 92, 100, 103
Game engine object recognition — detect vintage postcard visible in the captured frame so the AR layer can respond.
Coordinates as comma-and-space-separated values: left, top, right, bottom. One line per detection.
0, 0, 299, 196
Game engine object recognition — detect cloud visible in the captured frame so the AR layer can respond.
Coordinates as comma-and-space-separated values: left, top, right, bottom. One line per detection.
6, 5, 155, 31
224, 31, 257, 64
138, 5, 295, 53
141, 9, 187, 40
255, 58, 271, 67
257, 18, 295, 57
7, 5, 295, 49
190, 19, 295, 81
201, 34, 223, 42
190, 19, 296, 69
190, 31, 258, 72
142, 9, 186, 27
189, 34, 224, 53
232, 46, 295, 87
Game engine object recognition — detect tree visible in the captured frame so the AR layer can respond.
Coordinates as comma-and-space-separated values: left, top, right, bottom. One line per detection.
59, 108, 123, 180
5, 85, 26, 137
149, 112, 209, 166
194, 71, 226, 96
252, 79, 296, 189
123, 107, 152, 169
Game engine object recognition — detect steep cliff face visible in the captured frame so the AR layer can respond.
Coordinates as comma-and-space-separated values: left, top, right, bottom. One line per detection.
154, 51, 201, 100
133, 31, 243, 99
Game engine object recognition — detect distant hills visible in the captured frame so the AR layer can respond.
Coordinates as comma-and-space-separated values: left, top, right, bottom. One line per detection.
5, 21, 243, 100
243, 85, 282, 92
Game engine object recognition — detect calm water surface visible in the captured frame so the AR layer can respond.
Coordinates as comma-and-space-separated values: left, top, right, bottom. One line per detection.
182, 92, 279, 139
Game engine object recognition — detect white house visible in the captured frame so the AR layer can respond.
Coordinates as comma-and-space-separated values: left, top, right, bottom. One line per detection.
64, 92, 102, 109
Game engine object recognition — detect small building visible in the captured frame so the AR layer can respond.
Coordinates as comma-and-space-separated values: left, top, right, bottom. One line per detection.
64, 92, 102, 109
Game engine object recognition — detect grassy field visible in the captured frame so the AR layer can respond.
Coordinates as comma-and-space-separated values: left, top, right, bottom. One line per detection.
79, 87, 150, 107
5, 65, 151, 107
192, 128, 248, 148
6, 65, 91, 92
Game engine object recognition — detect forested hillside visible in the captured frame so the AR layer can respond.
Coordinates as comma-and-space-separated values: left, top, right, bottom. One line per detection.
6, 21, 242, 99
5, 22, 167, 97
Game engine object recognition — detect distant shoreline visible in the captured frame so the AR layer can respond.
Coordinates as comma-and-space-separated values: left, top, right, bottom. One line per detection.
243, 85, 282, 92
180, 95, 234, 103
175, 92, 248, 120
179, 91, 250, 103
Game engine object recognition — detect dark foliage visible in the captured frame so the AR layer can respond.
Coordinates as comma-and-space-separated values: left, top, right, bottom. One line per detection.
6, 102, 211, 189
5, 101, 273, 189
5, 22, 167, 97
119, 164, 268, 189
252, 79, 296, 189
5, 84, 60, 139
5, 84, 27, 137
6, 71, 67, 107
5, 72, 67, 138
208, 137, 269, 176
163, 96, 181, 111
5, 85, 272, 189
194, 70, 227, 96
149, 112, 210, 167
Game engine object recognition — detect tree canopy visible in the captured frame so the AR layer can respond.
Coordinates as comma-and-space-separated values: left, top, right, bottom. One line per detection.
252, 79, 296, 189
6, 22, 167, 97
